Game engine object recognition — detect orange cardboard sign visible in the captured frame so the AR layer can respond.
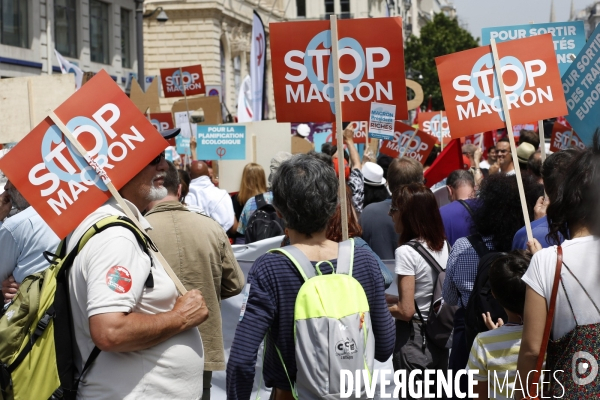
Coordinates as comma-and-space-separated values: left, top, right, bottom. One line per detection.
549, 121, 585, 152
379, 121, 437, 164
331, 121, 368, 145
270, 17, 408, 122
436, 34, 567, 138
0, 71, 169, 238
147, 112, 175, 146
160, 65, 206, 98
418, 111, 451, 144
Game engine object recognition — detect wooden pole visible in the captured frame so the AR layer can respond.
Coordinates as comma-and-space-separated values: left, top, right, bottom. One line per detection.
537, 120, 547, 162
490, 38, 533, 242
252, 134, 257, 163
48, 111, 188, 295
330, 15, 348, 241
399, 130, 418, 158
27, 79, 35, 131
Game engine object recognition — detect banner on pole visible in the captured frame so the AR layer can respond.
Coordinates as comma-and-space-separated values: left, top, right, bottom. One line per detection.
562, 24, 600, 146
379, 121, 437, 164
368, 102, 396, 140
270, 17, 408, 122
160, 65, 206, 98
436, 34, 567, 137
197, 125, 246, 161
481, 21, 586, 77
251, 11, 267, 121
549, 121, 585, 152
417, 111, 451, 144
0, 71, 169, 238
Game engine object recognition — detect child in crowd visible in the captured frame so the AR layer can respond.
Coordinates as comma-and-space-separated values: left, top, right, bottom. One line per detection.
466, 251, 531, 400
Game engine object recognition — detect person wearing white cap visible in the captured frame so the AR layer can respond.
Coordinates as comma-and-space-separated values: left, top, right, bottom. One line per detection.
362, 162, 390, 209
295, 123, 311, 138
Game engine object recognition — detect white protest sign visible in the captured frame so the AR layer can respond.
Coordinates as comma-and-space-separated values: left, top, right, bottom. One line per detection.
368, 102, 396, 141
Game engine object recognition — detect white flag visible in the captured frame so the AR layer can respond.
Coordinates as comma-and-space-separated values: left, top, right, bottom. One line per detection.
250, 11, 266, 121
54, 49, 84, 90
237, 75, 253, 122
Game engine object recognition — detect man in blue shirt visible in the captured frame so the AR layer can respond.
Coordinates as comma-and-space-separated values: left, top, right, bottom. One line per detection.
439, 170, 476, 246
0, 180, 60, 302
511, 149, 577, 250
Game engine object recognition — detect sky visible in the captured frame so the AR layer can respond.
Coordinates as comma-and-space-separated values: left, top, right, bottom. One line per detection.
452, 0, 592, 41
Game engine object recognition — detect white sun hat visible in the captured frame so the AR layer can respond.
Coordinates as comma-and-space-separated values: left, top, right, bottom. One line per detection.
296, 123, 311, 137
362, 162, 386, 186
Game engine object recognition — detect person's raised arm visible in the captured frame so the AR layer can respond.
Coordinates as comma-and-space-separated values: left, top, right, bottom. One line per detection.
89, 289, 208, 352
343, 126, 361, 170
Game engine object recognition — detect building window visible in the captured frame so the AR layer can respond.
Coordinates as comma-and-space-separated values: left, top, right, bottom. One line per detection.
340, 0, 350, 13
0, 0, 28, 48
89, 0, 109, 64
55, 0, 77, 57
296, 0, 306, 17
121, 9, 131, 68
233, 56, 241, 95
324, 0, 334, 14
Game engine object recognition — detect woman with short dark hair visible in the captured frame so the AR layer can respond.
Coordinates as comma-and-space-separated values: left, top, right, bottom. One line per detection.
227, 154, 395, 399
387, 183, 450, 395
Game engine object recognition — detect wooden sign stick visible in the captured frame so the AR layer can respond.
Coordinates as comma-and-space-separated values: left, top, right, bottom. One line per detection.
48, 111, 188, 295
439, 110, 445, 151
180, 68, 195, 163
330, 15, 349, 241
490, 39, 533, 242
399, 130, 418, 158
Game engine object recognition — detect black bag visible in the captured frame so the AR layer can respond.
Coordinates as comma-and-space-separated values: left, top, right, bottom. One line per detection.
464, 234, 508, 350
244, 194, 285, 244
404, 241, 457, 349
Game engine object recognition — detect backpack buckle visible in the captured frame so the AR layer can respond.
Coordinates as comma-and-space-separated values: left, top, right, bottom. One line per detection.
34, 311, 55, 338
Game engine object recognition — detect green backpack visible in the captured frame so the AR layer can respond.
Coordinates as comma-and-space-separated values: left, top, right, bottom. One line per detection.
0, 215, 155, 400
268, 239, 375, 399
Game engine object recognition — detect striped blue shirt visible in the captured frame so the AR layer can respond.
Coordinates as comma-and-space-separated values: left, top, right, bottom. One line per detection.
226, 246, 395, 400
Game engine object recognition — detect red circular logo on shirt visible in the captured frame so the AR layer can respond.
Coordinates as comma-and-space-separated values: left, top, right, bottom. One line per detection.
105, 266, 133, 294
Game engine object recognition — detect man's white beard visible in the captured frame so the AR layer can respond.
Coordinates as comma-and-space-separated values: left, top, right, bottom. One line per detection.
147, 185, 168, 202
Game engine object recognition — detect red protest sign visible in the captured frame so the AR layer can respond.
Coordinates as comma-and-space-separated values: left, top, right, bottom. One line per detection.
331, 121, 368, 145
160, 65, 206, 98
0, 70, 169, 238
436, 34, 567, 138
270, 17, 408, 122
379, 121, 437, 164
549, 121, 585, 152
417, 111, 451, 144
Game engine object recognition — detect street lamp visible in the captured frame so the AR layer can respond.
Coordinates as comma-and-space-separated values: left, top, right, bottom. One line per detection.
135, 1, 168, 89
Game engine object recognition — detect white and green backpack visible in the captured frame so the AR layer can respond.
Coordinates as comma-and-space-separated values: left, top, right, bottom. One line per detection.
269, 239, 375, 399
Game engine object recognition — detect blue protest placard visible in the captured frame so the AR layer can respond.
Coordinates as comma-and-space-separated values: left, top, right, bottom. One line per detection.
481, 21, 585, 77
196, 125, 246, 160
563, 24, 600, 146
175, 135, 190, 155
312, 131, 331, 153
368, 102, 396, 141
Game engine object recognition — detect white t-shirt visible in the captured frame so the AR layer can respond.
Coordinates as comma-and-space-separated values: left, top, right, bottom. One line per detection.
395, 240, 449, 321
68, 198, 204, 399
479, 160, 490, 169
522, 236, 600, 340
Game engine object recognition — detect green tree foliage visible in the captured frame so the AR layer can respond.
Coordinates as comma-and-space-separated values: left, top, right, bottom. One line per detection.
405, 13, 479, 111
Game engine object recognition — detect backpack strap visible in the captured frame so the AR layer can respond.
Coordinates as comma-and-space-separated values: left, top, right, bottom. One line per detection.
335, 239, 355, 277
255, 193, 267, 209
404, 241, 443, 275
457, 200, 475, 220
467, 234, 490, 259
269, 246, 316, 281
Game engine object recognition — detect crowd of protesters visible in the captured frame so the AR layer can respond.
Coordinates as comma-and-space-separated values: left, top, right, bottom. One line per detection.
0, 123, 599, 399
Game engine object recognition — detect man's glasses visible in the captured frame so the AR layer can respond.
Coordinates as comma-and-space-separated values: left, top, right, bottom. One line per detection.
388, 207, 399, 216
496, 149, 509, 154
149, 151, 166, 166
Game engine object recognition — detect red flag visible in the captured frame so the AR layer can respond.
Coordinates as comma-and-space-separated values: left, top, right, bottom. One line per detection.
412, 107, 421, 125
424, 139, 465, 188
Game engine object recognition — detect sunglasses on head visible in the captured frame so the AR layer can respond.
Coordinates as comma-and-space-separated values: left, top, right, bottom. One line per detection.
149, 151, 166, 166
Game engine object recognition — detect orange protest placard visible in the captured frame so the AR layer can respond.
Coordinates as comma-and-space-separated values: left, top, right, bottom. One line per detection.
436, 34, 567, 138
160, 65, 206, 98
379, 121, 437, 164
549, 121, 585, 152
331, 121, 368, 145
270, 17, 407, 122
146, 112, 175, 146
417, 111, 451, 144
0, 71, 169, 238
